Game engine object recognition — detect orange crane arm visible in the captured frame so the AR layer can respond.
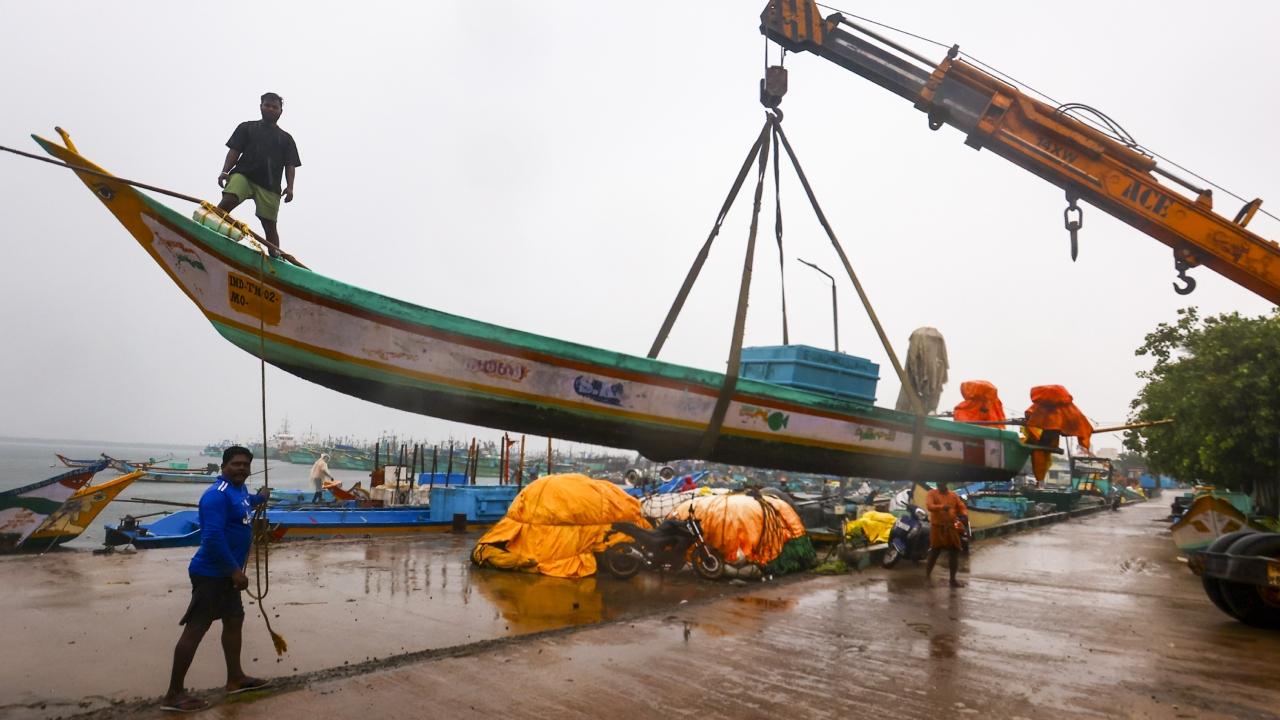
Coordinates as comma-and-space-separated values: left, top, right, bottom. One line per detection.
761, 0, 1280, 304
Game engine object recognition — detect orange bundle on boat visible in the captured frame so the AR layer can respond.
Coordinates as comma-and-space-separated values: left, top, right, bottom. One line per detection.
953, 380, 1005, 428
1024, 385, 1093, 483
1025, 385, 1093, 449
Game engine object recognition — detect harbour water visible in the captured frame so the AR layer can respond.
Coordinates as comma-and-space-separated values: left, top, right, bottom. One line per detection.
0, 436, 497, 551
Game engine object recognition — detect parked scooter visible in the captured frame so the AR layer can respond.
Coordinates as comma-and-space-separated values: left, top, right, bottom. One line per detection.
599, 511, 724, 580
882, 504, 930, 568
882, 503, 971, 568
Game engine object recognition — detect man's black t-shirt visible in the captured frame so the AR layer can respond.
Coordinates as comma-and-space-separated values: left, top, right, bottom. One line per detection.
226, 120, 301, 194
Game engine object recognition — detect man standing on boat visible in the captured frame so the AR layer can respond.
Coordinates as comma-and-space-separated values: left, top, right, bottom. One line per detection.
161, 446, 270, 712
217, 92, 301, 259
310, 453, 334, 504
924, 480, 968, 588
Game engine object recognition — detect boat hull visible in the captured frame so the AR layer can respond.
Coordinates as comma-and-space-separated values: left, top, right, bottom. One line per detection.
37, 134, 1034, 484
1170, 495, 1265, 553
25, 471, 143, 548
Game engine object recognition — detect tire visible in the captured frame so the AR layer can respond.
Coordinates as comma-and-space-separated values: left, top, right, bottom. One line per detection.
1220, 533, 1280, 628
881, 545, 900, 568
600, 544, 642, 579
1200, 530, 1257, 621
693, 546, 724, 580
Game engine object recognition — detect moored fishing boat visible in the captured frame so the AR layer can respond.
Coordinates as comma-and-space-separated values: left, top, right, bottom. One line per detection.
1170, 493, 1267, 553
23, 470, 145, 549
35, 131, 1035, 484
1, 460, 109, 552
105, 494, 513, 549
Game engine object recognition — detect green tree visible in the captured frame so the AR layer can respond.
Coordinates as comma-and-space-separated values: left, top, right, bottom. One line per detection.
1125, 307, 1280, 516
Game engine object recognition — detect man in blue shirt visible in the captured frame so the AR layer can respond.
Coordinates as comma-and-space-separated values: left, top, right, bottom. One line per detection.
162, 446, 270, 712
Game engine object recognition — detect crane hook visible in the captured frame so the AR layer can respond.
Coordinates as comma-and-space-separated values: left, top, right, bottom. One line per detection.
1063, 191, 1082, 261
1173, 257, 1197, 295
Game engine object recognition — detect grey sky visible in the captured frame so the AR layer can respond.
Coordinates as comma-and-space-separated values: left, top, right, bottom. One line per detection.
1, 1, 1275, 453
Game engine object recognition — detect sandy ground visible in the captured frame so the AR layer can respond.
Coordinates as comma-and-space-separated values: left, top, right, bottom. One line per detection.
7, 501, 1280, 719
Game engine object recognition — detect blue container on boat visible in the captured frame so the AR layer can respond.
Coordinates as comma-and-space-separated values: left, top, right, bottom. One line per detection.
738, 344, 879, 404
427, 485, 519, 523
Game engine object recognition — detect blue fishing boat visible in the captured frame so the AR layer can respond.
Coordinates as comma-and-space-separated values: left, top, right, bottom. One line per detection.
104, 485, 520, 548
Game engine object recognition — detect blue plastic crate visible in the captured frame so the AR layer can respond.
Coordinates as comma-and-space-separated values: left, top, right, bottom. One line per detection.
417, 472, 470, 486
739, 344, 879, 404
427, 485, 519, 523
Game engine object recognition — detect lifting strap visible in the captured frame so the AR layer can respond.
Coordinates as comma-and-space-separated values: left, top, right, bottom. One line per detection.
771, 121, 790, 345
647, 120, 772, 360
696, 117, 774, 459
650, 112, 924, 469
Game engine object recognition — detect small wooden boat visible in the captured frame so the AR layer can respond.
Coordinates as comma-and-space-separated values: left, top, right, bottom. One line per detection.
105, 506, 500, 548
23, 470, 144, 549
37, 131, 1036, 485
106, 485, 516, 548
1, 460, 109, 552
55, 454, 105, 469
1170, 494, 1266, 553
105, 511, 202, 549
108, 458, 218, 484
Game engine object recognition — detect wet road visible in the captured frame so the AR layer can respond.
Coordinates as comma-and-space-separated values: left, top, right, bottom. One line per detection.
11, 501, 1280, 719
0, 532, 730, 719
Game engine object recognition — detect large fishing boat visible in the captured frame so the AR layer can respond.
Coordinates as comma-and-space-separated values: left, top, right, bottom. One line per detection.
36, 131, 1037, 483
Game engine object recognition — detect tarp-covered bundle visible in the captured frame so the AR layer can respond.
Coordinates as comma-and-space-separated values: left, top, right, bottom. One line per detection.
471, 474, 648, 578
1024, 385, 1093, 483
894, 326, 949, 414
668, 493, 807, 567
953, 380, 1005, 428
843, 510, 898, 545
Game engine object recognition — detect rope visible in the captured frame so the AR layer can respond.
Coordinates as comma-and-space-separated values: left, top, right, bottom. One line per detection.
244, 242, 287, 656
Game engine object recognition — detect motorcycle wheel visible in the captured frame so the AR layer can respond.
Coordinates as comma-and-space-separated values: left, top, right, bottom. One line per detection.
693, 547, 724, 580
600, 544, 642, 579
881, 545, 900, 568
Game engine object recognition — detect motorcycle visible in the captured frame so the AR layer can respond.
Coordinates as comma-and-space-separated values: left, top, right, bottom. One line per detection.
882, 503, 971, 568
599, 511, 724, 580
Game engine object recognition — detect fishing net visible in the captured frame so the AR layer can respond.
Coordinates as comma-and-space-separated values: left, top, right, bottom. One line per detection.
667, 492, 806, 567
894, 326, 949, 414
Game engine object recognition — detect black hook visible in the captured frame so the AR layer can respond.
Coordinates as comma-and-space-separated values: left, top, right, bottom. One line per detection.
1173, 257, 1197, 295
1063, 191, 1082, 261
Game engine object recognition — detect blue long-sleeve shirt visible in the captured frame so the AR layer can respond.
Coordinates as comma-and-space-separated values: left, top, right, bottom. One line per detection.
189, 476, 266, 577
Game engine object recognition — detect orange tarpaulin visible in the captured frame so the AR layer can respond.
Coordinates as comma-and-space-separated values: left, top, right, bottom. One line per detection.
953, 380, 1005, 428
668, 493, 806, 566
1025, 385, 1093, 483
471, 474, 648, 578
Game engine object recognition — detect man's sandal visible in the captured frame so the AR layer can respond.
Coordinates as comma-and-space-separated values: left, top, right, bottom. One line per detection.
161, 695, 210, 713
227, 677, 271, 695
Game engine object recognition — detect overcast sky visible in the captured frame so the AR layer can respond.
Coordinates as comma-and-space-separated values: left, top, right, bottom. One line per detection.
1, 1, 1275, 454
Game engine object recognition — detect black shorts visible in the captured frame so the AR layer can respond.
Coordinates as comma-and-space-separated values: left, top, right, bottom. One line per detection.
179, 573, 244, 626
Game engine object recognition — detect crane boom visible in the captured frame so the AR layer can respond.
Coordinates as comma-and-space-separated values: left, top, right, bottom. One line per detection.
761, 1, 1280, 304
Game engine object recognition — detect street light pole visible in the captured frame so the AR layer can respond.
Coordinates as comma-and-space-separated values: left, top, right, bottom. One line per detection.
798, 258, 838, 352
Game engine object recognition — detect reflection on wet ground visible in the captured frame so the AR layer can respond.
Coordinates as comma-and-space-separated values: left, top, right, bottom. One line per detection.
0, 532, 729, 719
11, 501, 1280, 720
175, 500, 1280, 720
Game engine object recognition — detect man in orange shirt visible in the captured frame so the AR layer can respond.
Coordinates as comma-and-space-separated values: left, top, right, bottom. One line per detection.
925, 480, 967, 588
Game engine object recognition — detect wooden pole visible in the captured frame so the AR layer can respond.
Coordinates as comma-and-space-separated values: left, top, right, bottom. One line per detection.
517, 435, 526, 487
430, 445, 438, 490
547, 437, 553, 477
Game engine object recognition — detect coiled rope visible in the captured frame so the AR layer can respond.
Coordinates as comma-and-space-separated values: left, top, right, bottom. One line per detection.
244, 239, 287, 656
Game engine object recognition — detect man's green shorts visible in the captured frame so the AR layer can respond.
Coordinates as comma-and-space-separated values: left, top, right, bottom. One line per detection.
223, 174, 281, 222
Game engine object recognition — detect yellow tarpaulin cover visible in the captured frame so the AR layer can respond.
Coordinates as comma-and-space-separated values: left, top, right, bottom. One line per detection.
844, 510, 898, 544
471, 474, 649, 578
668, 493, 805, 565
